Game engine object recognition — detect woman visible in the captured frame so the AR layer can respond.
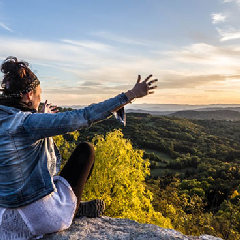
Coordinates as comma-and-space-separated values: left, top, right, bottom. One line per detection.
0, 56, 158, 239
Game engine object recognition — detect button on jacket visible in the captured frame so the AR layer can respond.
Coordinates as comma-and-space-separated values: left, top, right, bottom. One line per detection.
0, 93, 129, 208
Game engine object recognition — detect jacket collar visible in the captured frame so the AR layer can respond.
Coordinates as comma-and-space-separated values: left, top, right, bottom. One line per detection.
0, 105, 21, 114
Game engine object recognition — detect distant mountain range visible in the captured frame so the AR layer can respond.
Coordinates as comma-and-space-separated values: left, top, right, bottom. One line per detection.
63, 104, 240, 121
64, 103, 240, 111
124, 105, 240, 120
170, 110, 240, 121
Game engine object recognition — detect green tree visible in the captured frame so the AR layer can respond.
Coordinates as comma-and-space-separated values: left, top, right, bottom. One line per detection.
81, 130, 172, 228
53, 131, 79, 169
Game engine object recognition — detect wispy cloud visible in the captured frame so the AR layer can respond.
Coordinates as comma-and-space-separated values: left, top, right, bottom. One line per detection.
165, 43, 240, 68
217, 27, 240, 41
224, 0, 240, 5
1, 36, 240, 105
0, 37, 113, 69
157, 74, 239, 89
0, 22, 13, 32
158, 74, 240, 89
0, 36, 158, 85
61, 39, 113, 51
211, 13, 227, 24
91, 31, 149, 46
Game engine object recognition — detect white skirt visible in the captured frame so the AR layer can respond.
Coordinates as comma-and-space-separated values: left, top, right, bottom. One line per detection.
0, 176, 77, 240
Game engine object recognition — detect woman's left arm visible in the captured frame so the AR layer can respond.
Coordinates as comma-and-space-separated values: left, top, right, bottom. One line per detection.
22, 92, 129, 141
111, 74, 158, 112
22, 75, 157, 140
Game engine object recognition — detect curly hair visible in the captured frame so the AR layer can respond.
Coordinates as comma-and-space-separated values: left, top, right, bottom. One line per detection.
1, 56, 40, 98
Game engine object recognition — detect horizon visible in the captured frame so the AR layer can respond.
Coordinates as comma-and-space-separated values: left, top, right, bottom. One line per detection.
63, 103, 240, 112
0, 0, 240, 105
65, 103, 240, 106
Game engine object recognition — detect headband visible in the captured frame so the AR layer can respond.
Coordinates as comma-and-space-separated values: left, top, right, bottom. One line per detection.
2, 76, 40, 98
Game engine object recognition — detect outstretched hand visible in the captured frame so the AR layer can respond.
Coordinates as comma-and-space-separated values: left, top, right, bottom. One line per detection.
40, 100, 59, 113
126, 75, 158, 100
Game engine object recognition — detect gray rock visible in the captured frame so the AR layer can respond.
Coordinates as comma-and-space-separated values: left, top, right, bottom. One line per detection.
42, 216, 222, 240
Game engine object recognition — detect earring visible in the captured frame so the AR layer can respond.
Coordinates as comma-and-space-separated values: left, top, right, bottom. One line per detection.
27, 101, 33, 107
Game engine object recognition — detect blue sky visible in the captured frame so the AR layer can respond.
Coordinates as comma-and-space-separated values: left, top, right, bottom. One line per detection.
0, 0, 240, 105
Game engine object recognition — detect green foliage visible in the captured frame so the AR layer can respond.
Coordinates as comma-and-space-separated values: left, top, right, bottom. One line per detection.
147, 178, 240, 239
213, 198, 240, 240
81, 130, 172, 228
77, 114, 240, 211
146, 179, 210, 236
180, 179, 207, 198
53, 131, 79, 169
53, 113, 240, 238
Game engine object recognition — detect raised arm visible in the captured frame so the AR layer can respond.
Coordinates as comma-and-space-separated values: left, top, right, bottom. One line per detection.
112, 74, 158, 112
23, 75, 158, 140
23, 93, 128, 140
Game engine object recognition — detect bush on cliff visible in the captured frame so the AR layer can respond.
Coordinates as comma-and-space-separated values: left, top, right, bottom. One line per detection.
80, 130, 172, 228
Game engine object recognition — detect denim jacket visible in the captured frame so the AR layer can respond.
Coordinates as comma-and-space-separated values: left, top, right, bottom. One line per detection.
0, 93, 129, 208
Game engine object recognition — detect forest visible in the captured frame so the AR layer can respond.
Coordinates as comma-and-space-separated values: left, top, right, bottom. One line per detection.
54, 110, 240, 240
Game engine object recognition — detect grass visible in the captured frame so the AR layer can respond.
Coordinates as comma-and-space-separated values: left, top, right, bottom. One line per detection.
150, 168, 194, 178
144, 148, 174, 163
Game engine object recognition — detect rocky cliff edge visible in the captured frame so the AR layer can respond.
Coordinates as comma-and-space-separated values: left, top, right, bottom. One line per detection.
42, 216, 222, 240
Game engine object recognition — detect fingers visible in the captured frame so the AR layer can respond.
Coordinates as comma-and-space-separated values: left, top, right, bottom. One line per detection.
147, 79, 158, 85
144, 74, 152, 82
49, 105, 59, 113
137, 75, 141, 83
51, 107, 59, 113
51, 109, 59, 113
43, 100, 58, 113
132, 74, 157, 98
49, 105, 57, 109
149, 85, 157, 90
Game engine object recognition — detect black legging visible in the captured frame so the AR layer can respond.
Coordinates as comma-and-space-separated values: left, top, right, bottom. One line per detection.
60, 142, 95, 214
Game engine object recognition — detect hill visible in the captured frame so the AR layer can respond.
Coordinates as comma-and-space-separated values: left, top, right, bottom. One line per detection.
73, 113, 240, 207
57, 112, 240, 239
170, 110, 240, 120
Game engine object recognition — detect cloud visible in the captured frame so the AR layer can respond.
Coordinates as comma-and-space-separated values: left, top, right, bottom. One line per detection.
1, 36, 240, 105
0, 22, 13, 32
91, 31, 149, 46
211, 13, 227, 24
217, 27, 240, 41
79, 81, 103, 86
0, 36, 162, 87
0, 37, 90, 63
44, 84, 131, 97
164, 43, 240, 70
157, 74, 240, 89
224, 0, 240, 5
61, 39, 113, 51
0, 36, 122, 74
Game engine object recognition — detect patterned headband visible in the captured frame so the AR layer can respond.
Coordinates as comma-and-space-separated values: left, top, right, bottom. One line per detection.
20, 77, 40, 95
2, 76, 40, 98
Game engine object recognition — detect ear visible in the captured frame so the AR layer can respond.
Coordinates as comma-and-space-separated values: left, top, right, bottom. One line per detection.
27, 90, 34, 101
22, 90, 34, 102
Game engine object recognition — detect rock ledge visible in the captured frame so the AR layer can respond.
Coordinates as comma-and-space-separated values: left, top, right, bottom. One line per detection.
42, 216, 222, 240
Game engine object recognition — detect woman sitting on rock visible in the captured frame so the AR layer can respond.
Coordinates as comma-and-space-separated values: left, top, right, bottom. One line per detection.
0, 56, 158, 240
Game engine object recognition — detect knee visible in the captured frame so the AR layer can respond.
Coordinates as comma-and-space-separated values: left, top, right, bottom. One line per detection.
76, 142, 95, 158
82, 141, 94, 152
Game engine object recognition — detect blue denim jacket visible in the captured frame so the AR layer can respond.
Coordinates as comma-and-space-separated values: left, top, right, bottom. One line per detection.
0, 93, 129, 208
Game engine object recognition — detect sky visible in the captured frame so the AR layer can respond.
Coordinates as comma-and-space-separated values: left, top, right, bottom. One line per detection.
0, 0, 240, 106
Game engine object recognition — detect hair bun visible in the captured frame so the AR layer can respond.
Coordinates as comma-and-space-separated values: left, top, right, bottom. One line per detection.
1, 56, 28, 75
